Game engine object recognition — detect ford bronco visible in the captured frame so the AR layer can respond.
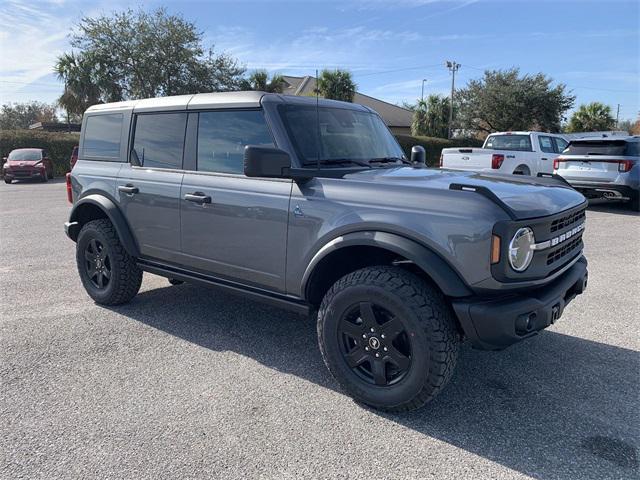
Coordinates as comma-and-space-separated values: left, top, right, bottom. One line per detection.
65, 92, 589, 412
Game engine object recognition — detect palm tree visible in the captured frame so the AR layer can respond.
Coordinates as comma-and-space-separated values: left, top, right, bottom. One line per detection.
244, 70, 286, 93
411, 94, 450, 138
566, 102, 615, 132
316, 69, 356, 102
55, 52, 106, 117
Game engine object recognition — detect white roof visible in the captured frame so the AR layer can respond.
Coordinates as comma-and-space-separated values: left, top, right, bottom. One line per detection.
85, 91, 266, 113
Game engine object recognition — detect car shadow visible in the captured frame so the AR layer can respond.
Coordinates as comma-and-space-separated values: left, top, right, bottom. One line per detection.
587, 201, 638, 217
110, 283, 639, 479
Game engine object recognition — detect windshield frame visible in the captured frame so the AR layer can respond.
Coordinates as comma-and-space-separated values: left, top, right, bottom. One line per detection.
277, 104, 406, 168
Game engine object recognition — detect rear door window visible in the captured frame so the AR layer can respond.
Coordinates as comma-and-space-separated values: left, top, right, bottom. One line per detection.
83, 114, 123, 159
538, 136, 555, 153
196, 110, 274, 174
132, 113, 188, 169
554, 137, 568, 153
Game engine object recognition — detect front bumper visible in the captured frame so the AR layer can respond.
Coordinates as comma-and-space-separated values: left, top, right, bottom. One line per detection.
452, 256, 588, 350
4, 169, 45, 180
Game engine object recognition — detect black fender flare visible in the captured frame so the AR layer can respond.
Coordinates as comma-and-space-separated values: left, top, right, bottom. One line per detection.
68, 194, 140, 258
302, 231, 473, 299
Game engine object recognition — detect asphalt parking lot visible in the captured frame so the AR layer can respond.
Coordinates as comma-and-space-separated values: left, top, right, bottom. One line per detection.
1, 178, 638, 479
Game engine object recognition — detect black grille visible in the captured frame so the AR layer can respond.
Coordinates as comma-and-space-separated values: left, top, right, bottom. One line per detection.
550, 208, 586, 233
546, 234, 583, 265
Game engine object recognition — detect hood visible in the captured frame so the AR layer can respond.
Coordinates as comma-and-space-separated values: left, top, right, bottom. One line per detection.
7, 160, 40, 166
343, 167, 586, 220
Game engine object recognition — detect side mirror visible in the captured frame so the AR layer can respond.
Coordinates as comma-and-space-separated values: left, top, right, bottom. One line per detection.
244, 146, 292, 178
411, 145, 426, 165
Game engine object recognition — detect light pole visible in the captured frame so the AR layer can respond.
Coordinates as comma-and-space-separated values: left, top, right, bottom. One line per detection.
446, 61, 460, 139
421, 79, 427, 103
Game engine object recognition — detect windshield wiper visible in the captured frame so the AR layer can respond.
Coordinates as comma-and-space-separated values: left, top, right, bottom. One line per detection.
369, 156, 411, 165
303, 158, 372, 168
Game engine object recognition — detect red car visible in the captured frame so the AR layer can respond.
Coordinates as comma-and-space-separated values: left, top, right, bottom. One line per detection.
2, 148, 54, 184
70, 145, 79, 170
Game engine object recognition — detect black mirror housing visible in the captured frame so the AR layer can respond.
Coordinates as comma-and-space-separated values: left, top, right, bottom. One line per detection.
244, 146, 292, 178
411, 145, 426, 165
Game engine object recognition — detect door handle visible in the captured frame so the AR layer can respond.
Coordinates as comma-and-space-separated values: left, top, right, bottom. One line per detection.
118, 185, 139, 195
541, 157, 548, 161
184, 192, 212, 204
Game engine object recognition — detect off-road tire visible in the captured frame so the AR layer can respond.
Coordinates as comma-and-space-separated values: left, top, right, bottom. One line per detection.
317, 266, 460, 412
76, 219, 143, 305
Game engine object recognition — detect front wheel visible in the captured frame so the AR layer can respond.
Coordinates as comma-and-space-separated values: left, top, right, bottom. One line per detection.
76, 219, 143, 305
4, 178, 11, 184
317, 266, 460, 412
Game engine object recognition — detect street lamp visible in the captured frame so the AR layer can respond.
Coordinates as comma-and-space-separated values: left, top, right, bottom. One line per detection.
421, 79, 427, 102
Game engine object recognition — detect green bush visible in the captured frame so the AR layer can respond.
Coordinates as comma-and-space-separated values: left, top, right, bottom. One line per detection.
0, 129, 80, 176
394, 135, 482, 167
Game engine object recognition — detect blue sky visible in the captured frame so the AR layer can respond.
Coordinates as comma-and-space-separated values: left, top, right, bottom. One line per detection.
1, 0, 638, 121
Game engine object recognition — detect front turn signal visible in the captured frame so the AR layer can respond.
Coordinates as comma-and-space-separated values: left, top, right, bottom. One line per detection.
491, 234, 501, 264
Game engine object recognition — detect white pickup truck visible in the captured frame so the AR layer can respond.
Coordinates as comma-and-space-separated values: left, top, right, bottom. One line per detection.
440, 131, 569, 176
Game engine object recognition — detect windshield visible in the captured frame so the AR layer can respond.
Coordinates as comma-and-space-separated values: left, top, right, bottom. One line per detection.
8, 149, 42, 161
279, 105, 405, 166
564, 140, 639, 156
485, 134, 532, 152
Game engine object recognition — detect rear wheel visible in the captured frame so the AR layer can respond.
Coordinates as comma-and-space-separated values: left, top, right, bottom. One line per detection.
4, 178, 11, 184
317, 266, 460, 412
76, 219, 143, 305
513, 165, 531, 176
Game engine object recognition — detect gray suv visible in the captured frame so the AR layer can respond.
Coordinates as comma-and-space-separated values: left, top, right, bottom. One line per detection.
65, 92, 589, 412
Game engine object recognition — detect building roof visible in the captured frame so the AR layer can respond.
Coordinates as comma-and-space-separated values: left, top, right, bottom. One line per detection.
281, 75, 413, 128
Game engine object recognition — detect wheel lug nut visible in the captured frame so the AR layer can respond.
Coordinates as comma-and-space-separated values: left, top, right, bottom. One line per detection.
381, 334, 385, 339
365, 347, 369, 351
370, 328, 375, 332
375, 353, 380, 358
383, 347, 388, 351
362, 334, 367, 338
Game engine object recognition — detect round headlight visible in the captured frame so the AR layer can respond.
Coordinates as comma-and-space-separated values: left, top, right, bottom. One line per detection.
508, 227, 535, 272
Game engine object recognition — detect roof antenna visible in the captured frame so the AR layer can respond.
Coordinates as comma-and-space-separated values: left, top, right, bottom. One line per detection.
316, 68, 321, 172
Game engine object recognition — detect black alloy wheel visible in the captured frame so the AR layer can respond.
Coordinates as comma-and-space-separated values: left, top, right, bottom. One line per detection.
338, 301, 412, 386
84, 238, 112, 289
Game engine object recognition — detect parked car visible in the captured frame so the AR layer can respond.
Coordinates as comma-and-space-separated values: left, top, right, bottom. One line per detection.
64, 92, 589, 412
70, 145, 79, 170
2, 148, 54, 184
554, 136, 639, 211
441, 131, 569, 176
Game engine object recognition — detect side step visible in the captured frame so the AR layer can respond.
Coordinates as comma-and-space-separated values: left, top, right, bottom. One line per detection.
137, 259, 311, 316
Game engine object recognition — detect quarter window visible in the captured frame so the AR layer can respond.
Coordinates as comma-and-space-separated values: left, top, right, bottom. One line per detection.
132, 113, 187, 169
83, 114, 123, 158
539, 136, 555, 153
197, 110, 274, 174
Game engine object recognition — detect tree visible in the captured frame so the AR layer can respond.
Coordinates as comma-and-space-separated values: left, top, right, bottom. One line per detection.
0, 102, 59, 130
456, 68, 575, 136
565, 102, 616, 133
55, 8, 246, 116
411, 94, 450, 138
242, 70, 286, 93
316, 69, 356, 102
